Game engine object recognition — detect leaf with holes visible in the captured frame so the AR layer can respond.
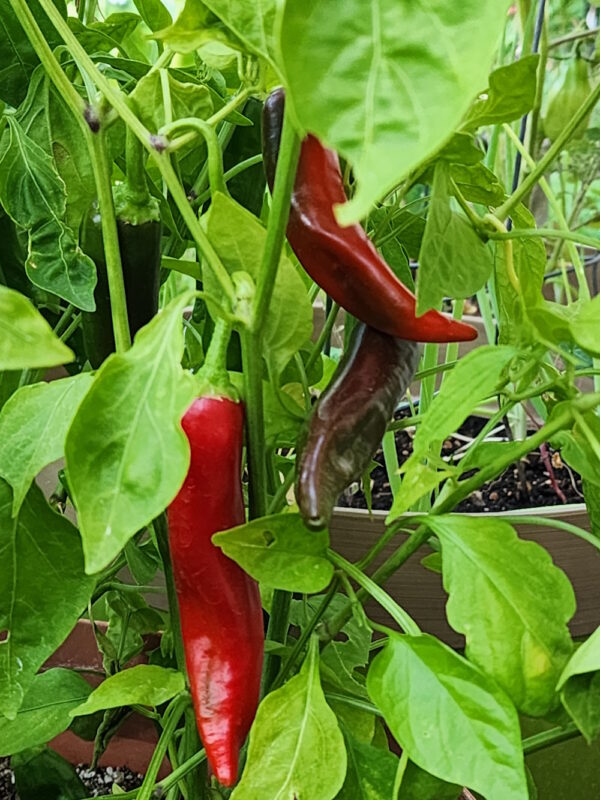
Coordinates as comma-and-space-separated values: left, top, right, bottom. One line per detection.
213, 512, 333, 593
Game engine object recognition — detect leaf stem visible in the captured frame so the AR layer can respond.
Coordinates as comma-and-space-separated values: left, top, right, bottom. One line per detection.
522, 722, 581, 754
306, 301, 340, 372
162, 118, 227, 195
136, 694, 189, 800
154, 514, 187, 678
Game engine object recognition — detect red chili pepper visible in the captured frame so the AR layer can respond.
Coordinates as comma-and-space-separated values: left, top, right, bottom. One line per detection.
262, 89, 478, 344
167, 396, 264, 787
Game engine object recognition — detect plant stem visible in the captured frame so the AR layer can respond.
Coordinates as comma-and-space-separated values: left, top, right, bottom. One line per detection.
329, 550, 420, 634
306, 301, 340, 372
154, 514, 187, 677
89, 130, 132, 352
522, 722, 581, 754
137, 695, 189, 800
59, 312, 81, 343
193, 153, 263, 208
252, 103, 301, 333
495, 80, 600, 221
488, 227, 600, 251
124, 124, 151, 206
162, 118, 227, 195
168, 88, 251, 152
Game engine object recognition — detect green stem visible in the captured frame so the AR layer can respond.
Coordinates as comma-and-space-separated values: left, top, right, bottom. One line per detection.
251, 102, 301, 333
495, 80, 600, 221
154, 514, 187, 677
168, 88, 252, 153
522, 722, 581, 754
328, 550, 420, 635
393, 751, 410, 797
162, 118, 227, 196
306, 301, 340, 372
193, 153, 263, 208
124, 124, 151, 206
488, 227, 600, 251
53, 303, 74, 336
271, 579, 339, 691
89, 130, 131, 352
267, 467, 295, 514
59, 313, 81, 343
136, 695, 189, 800
241, 331, 267, 519
498, 514, 600, 552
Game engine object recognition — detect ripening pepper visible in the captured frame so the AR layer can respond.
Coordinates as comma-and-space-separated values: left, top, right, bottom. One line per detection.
262, 88, 477, 344
167, 393, 264, 787
296, 324, 420, 530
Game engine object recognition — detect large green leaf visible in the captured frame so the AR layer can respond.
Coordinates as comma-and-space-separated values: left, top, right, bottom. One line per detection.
213, 512, 333, 593
0, 117, 96, 310
71, 665, 184, 717
232, 637, 347, 799
203, 193, 312, 377
132, 0, 172, 31
367, 633, 527, 800
0, 669, 91, 755
281, 0, 509, 224
130, 69, 213, 134
425, 515, 575, 716
0, 374, 93, 515
417, 162, 493, 313
65, 292, 197, 574
0, 286, 74, 370
0, 479, 94, 719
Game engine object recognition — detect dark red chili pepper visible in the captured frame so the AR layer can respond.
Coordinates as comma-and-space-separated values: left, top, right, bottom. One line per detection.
296, 324, 420, 530
167, 395, 263, 787
262, 88, 477, 344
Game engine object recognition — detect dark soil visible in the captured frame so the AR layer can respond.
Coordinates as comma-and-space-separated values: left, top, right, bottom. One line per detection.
0, 757, 143, 799
338, 414, 584, 513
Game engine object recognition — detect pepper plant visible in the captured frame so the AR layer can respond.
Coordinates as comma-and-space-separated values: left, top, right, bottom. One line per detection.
2, 1, 600, 798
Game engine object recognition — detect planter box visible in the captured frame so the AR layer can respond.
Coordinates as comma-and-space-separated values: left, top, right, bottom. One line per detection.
329, 504, 599, 645
43, 620, 169, 778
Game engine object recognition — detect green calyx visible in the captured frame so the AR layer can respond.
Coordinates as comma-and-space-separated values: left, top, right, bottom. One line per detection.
113, 182, 161, 226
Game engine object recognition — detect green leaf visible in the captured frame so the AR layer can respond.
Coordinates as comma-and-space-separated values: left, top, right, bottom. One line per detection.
0, 374, 93, 515
231, 637, 347, 800
213, 512, 334, 593
584, 479, 600, 538
424, 515, 575, 716
71, 665, 184, 717
336, 732, 398, 799
389, 463, 454, 520
0, 286, 74, 370
417, 162, 493, 314
281, 0, 510, 224
367, 632, 527, 799
0, 117, 96, 310
570, 295, 600, 356
558, 627, 600, 742
0, 0, 67, 107
132, 0, 172, 31
461, 55, 540, 130
130, 69, 213, 134
203, 193, 312, 377
450, 161, 506, 206
201, 0, 277, 62
65, 292, 197, 574
0, 669, 91, 756
390, 346, 516, 512
0, 479, 94, 719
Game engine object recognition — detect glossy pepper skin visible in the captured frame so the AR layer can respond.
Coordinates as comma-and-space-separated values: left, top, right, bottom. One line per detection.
81, 206, 162, 368
262, 89, 477, 344
296, 324, 420, 530
167, 396, 264, 788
